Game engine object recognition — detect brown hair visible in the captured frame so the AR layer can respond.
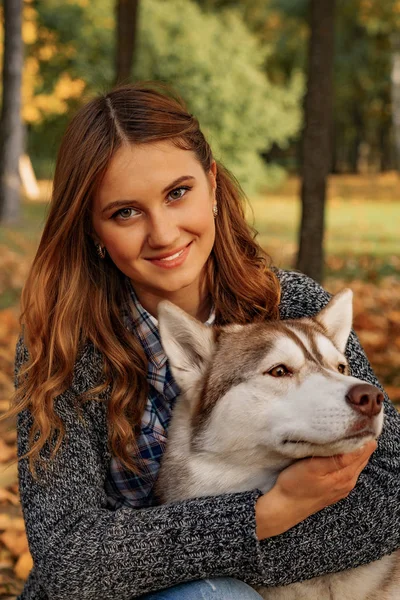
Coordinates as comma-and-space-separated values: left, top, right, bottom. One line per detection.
11, 82, 281, 473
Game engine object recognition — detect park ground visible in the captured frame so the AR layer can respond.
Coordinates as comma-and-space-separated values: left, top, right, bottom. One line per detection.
0, 173, 399, 597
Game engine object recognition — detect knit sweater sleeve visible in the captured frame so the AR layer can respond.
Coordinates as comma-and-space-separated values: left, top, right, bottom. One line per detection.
256, 270, 400, 586
15, 338, 266, 600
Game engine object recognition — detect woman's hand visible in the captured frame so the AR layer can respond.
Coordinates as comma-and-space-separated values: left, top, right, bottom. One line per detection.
255, 440, 377, 540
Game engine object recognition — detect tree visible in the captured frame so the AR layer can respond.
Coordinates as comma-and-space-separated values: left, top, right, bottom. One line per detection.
1, 0, 303, 188
0, 0, 24, 223
115, 0, 140, 85
296, 0, 336, 282
392, 32, 400, 171
13, 0, 109, 177
135, 0, 304, 192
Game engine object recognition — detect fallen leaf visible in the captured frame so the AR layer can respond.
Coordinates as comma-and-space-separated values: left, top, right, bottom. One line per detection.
358, 330, 388, 352
0, 399, 10, 412
0, 462, 18, 488
1, 431, 17, 444
0, 488, 19, 505
14, 551, 33, 580
0, 529, 29, 557
353, 313, 388, 332
388, 311, 400, 325
385, 386, 400, 403
0, 546, 14, 569
0, 515, 25, 532
0, 440, 17, 464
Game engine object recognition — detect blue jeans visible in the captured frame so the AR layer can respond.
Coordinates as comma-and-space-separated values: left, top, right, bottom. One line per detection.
139, 577, 263, 599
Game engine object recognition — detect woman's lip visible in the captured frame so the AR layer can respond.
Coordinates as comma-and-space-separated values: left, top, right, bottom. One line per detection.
145, 242, 192, 269
145, 243, 191, 261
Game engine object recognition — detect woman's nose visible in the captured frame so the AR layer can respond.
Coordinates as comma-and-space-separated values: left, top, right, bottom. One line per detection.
147, 211, 180, 249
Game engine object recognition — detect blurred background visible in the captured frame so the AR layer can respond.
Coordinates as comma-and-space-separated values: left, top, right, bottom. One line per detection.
0, 0, 400, 596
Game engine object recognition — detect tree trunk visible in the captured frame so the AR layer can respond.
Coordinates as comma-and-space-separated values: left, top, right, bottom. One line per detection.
350, 108, 363, 173
296, 0, 336, 283
380, 122, 393, 172
114, 0, 140, 86
0, 0, 24, 223
391, 33, 400, 172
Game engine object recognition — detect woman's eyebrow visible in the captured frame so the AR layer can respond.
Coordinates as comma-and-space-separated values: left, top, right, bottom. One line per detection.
162, 175, 195, 193
101, 175, 196, 214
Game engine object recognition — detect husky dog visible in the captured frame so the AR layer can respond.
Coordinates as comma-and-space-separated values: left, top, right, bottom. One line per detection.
155, 289, 399, 600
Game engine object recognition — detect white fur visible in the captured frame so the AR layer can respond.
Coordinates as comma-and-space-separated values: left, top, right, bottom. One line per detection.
316, 288, 353, 353
158, 301, 215, 393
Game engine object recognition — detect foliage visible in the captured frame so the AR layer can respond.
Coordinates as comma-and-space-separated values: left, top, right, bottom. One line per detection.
332, 1, 394, 172
0, 1, 87, 127
1, 0, 400, 179
266, 0, 398, 172
21, 0, 114, 176
134, 0, 304, 192
195, 0, 400, 173
2, 0, 305, 190
194, 0, 309, 82
358, 0, 400, 35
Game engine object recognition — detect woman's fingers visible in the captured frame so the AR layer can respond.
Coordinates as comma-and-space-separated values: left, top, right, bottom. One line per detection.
310, 439, 377, 475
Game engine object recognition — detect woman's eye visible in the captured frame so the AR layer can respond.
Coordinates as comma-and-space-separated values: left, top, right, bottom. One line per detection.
167, 186, 190, 201
266, 364, 291, 377
112, 207, 139, 220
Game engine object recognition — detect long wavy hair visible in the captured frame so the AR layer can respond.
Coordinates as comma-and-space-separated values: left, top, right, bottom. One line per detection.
11, 82, 281, 474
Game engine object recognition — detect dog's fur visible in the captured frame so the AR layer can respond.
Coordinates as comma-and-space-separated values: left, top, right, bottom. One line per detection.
155, 290, 399, 599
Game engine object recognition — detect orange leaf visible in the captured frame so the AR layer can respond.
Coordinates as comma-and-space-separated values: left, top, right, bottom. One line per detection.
0, 515, 25, 532
0, 440, 17, 464
358, 330, 388, 352
385, 386, 400, 402
14, 551, 33, 581
0, 529, 29, 557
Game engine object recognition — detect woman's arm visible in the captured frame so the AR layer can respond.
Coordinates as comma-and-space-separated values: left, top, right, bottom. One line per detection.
251, 271, 400, 587
16, 338, 266, 600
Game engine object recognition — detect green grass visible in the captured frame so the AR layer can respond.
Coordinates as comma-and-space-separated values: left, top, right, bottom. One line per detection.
0, 202, 48, 252
251, 196, 400, 255
249, 194, 400, 279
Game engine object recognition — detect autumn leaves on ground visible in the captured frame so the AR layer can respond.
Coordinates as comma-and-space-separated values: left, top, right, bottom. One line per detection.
0, 175, 399, 598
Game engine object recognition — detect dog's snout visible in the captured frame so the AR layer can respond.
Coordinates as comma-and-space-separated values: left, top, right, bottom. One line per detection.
346, 383, 384, 418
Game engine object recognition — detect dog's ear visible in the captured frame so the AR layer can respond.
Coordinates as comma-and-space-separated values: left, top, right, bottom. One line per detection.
315, 288, 353, 353
158, 301, 215, 393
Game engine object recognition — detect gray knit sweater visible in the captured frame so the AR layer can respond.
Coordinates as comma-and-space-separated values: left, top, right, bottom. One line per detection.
15, 271, 400, 600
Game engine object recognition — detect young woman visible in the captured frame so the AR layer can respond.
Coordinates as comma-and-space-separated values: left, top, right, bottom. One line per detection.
12, 83, 400, 600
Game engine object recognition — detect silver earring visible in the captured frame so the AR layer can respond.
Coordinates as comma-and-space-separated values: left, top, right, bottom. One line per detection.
96, 244, 106, 259
213, 204, 218, 218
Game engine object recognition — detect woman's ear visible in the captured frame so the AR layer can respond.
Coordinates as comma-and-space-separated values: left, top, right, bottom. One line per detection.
92, 235, 102, 246
88, 224, 103, 247
209, 160, 217, 195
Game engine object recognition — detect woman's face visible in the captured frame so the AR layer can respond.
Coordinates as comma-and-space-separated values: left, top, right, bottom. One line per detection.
92, 141, 217, 314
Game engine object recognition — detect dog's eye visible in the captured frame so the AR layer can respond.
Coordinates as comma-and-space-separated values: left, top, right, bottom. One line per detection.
268, 364, 290, 377
338, 364, 346, 374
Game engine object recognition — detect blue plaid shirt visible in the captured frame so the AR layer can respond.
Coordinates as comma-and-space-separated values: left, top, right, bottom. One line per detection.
105, 281, 214, 509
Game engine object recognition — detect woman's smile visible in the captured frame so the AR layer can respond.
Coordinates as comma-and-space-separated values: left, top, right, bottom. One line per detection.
145, 241, 193, 268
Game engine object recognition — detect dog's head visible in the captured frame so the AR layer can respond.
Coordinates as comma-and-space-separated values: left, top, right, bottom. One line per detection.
158, 289, 384, 461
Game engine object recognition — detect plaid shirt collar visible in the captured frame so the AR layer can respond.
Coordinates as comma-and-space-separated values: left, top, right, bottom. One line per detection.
123, 279, 215, 369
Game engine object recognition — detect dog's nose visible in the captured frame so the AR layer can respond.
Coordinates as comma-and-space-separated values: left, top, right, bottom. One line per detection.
346, 384, 384, 418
